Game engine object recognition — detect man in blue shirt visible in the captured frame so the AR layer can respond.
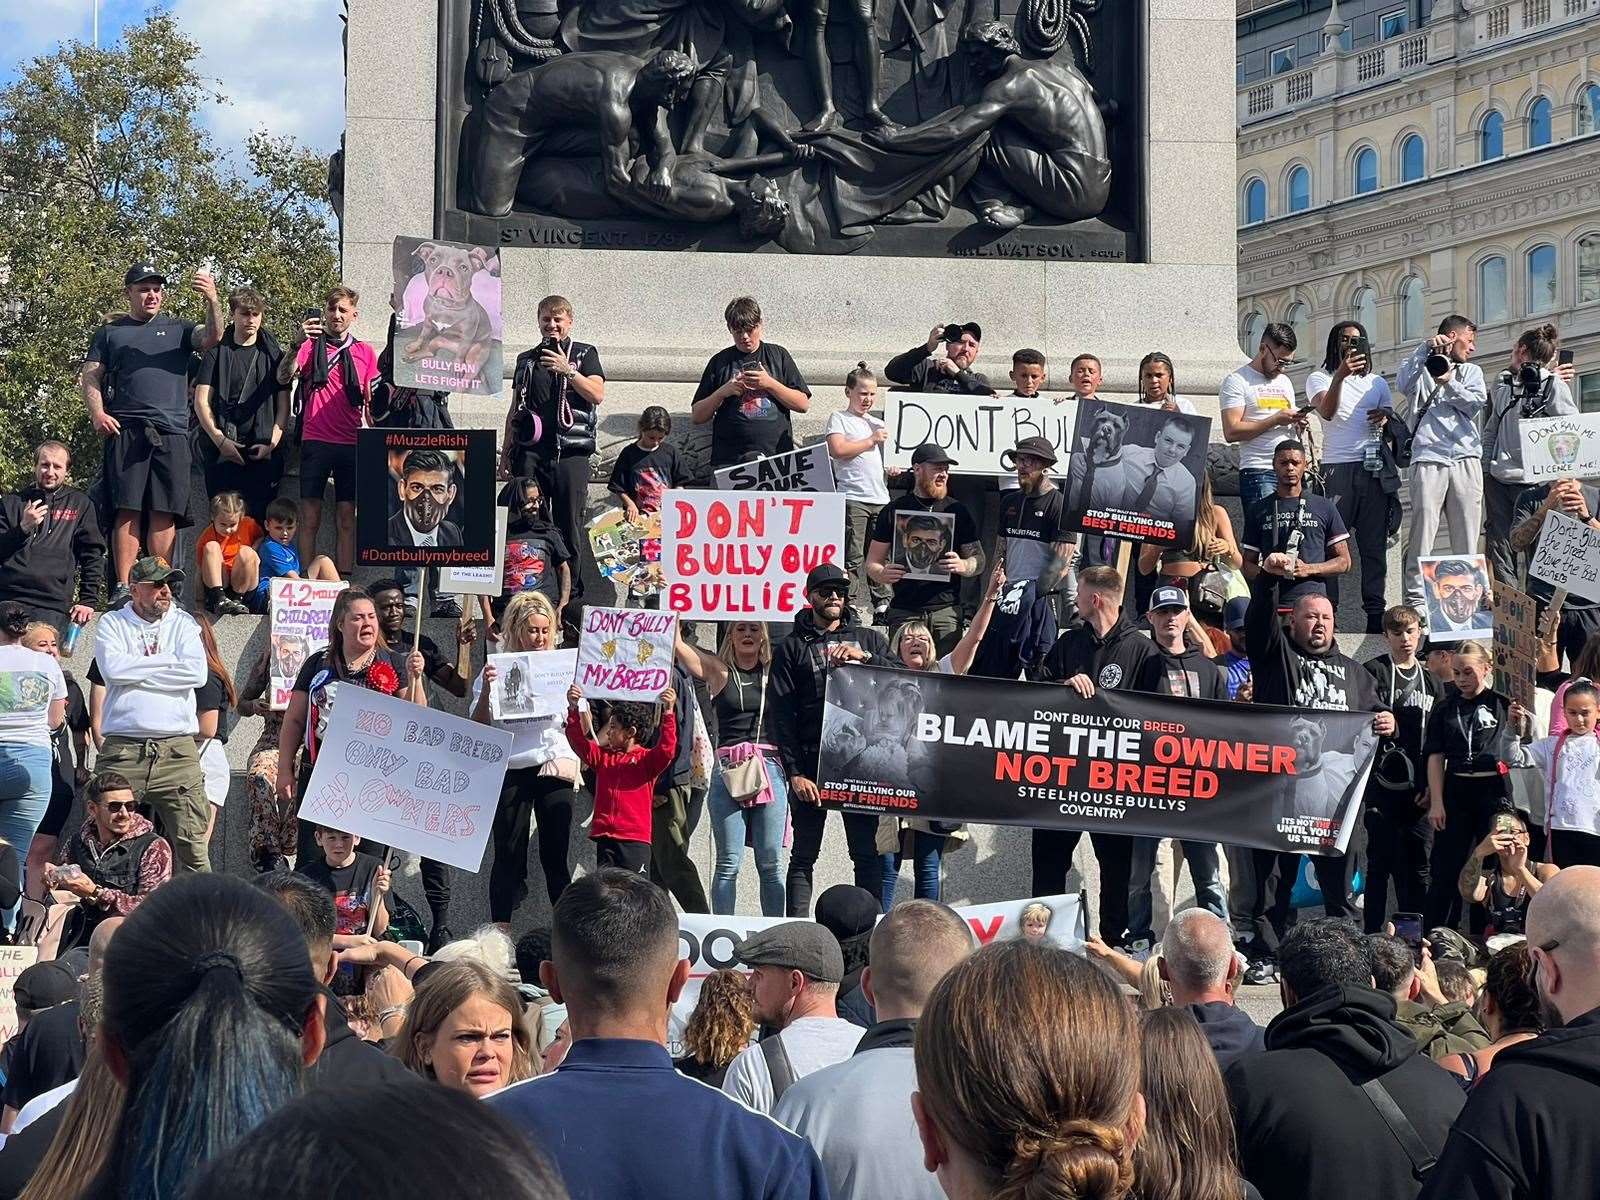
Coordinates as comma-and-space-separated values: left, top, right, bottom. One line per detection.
488, 870, 830, 1200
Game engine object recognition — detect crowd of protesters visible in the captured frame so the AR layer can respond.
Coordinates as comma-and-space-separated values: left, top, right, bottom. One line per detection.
0, 262, 1594, 1196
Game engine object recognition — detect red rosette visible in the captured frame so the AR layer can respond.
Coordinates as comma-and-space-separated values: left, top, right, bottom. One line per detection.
366, 660, 401, 695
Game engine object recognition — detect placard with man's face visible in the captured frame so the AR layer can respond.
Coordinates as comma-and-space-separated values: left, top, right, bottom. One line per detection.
892, 510, 956, 581
356, 428, 497, 567
1420, 554, 1494, 642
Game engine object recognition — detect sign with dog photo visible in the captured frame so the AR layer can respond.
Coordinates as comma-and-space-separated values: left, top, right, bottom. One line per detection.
1062, 399, 1210, 547
390, 236, 503, 395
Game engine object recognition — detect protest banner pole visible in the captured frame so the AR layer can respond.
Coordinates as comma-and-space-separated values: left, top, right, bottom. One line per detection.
363, 851, 402, 936
412, 571, 427, 655
1540, 589, 1568, 642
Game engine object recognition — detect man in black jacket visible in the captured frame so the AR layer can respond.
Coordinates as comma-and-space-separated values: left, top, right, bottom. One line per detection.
1420, 865, 1600, 1200
771, 563, 892, 917
883, 321, 995, 396
1035, 565, 1155, 944
1226, 918, 1465, 1200
0, 442, 106, 636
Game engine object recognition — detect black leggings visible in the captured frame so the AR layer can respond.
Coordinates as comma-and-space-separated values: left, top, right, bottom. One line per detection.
1031, 829, 1132, 946
1363, 791, 1432, 934
1424, 774, 1508, 931
786, 802, 881, 917
490, 767, 578, 922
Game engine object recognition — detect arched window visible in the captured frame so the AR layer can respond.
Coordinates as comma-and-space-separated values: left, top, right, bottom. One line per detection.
1241, 311, 1267, 357
1242, 178, 1267, 225
1351, 286, 1377, 334
1479, 255, 1508, 323
1527, 243, 1558, 313
1400, 134, 1425, 182
1287, 166, 1311, 213
1580, 84, 1600, 136
1352, 147, 1378, 195
1481, 111, 1505, 160
1287, 302, 1312, 352
1528, 97, 1553, 148
1399, 276, 1425, 342
1579, 233, 1600, 305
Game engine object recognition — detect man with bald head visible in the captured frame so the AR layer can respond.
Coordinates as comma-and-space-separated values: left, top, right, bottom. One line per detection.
1159, 908, 1263, 1070
1421, 865, 1600, 1199
774, 900, 974, 1200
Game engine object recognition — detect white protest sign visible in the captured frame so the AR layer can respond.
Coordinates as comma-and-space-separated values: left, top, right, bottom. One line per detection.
575, 607, 676, 700
714, 444, 835, 493
1528, 509, 1600, 602
296, 688, 511, 871
0, 946, 39, 1046
269, 579, 348, 710
885, 393, 1078, 475
661, 489, 845, 621
439, 506, 509, 597
1520, 413, 1600, 484
489, 649, 578, 719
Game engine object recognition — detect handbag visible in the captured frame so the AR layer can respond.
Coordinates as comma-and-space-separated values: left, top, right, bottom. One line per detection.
718, 668, 768, 804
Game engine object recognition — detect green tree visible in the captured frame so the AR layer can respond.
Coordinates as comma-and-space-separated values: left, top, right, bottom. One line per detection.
0, 13, 338, 491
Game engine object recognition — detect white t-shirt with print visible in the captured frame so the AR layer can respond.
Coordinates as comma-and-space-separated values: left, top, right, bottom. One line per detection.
1220, 363, 1300, 471
1527, 733, 1600, 837
0, 644, 66, 747
825, 411, 891, 504
1305, 369, 1394, 465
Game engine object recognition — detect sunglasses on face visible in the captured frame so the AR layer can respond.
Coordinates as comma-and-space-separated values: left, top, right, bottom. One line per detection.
812, 585, 848, 598
98, 800, 137, 813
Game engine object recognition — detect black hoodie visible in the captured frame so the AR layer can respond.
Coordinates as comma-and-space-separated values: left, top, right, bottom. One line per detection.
0, 485, 107, 613
770, 609, 892, 780
1038, 614, 1156, 691
1419, 1006, 1600, 1200
1225, 984, 1465, 1200
1137, 642, 1227, 700
1245, 571, 1382, 714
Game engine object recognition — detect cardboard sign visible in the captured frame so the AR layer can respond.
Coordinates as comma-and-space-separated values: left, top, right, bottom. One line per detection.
588, 508, 663, 599
661, 490, 845, 621
269, 579, 348, 710
1528, 510, 1600, 602
1520, 412, 1600, 483
1492, 583, 1538, 709
356, 428, 497, 568
0, 946, 39, 1046
439, 506, 509, 597
885, 393, 1078, 475
1419, 554, 1496, 642
488, 649, 578, 719
575, 607, 676, 701
390, 236, 503, 396
714, 444, 835, 493
296, 688, 511, 871
1062, 399, 1209, 547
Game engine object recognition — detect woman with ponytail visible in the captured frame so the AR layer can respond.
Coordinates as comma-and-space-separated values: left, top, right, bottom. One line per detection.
0, 601, 66, 913
913, 940, 1144, 1200
90, 873, 324, 1200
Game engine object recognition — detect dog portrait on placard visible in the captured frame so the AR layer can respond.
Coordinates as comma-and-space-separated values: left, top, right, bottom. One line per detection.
390, 235, 503, 395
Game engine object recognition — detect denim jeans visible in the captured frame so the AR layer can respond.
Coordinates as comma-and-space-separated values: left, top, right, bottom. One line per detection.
1238, 467, 1278, 533
708, 755, 788, 916
1127, 837, 1225, 946
0, 743, 54, 920
881, 829, 945, 905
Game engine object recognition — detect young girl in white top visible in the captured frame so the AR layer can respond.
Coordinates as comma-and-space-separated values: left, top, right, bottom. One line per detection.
1520, 678, 1600, 867
825, 362, 891, 617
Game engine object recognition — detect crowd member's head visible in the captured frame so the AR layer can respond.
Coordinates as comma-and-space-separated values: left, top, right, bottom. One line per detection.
804, 563, 850, 629
910, 443, 954, 500
263, 496, 298, 547
717, 620, 771, 671
725, 295, 763, 353
126, 556, 182, 623
189, 1080, 570, 1200
1434, 959, 1476, 1007
227, 287, 265, 342
544, 869, 687, 1044
914, 941, 1143, 1200
502, 591, 561, 652
1424, 639, 1456, 687
537, 1005, 571, 1073
635, 405, 671, 450
1368, 934, 1420, 1003
431, 925, 518, 980
1381, 605, 1422, 664
1146, 587, 1190, 650
1223, 597, 1248, 655
396, 449, 457, 536
943, 321, 982, 370
1322, 321, 1369, 374
894, 620, 940, 671
1289, 593, 1336, 655
1075, 566, 1125, 630
1451, 640, 1493, 698
1477, 943, 1544, 1040
738, 921, 847, 1029
681, 969, 757, 1071
1277, 918, 1373, 1008
1563, 679, 1600, 738
1004, 434, 1058, 495
1159, 908, 1241, 1007
1134, 1007, 1245, 1200
864, 900, 973, 1021
366, 579, 410, 642
1138, 351, 1176, 405
1271, 439, 1307, 494
322, 285, 359, 339
1526, 863, 1600, 1026
844, 361, 879, 416
396, 958, 532, 1096
99, 874, 324, 1199
1069, 352, 1102, 399
537, 294, 574, 343
327, 587, 383, 672
515, 928, 553, 988
1437, 313, 1477, 362
1020, 902, 1052, 943
13, 960, 77, 1029
1010, 348, 1046, 397
815, 883, 881, 981
597, 701, 655, 753
1511, 321, 1559, 370
85, 771, 140, 849
33, 440, 70, 493
209, 491, 246, 541
254, 869, 338, 984
1252, 321, 1297, 379
124, 263, 166, 320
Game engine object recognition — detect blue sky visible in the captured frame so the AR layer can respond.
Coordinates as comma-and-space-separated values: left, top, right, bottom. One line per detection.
1, 0, 344, 153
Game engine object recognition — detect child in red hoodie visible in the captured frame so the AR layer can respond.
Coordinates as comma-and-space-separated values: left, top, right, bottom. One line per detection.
565, 683, 678, 873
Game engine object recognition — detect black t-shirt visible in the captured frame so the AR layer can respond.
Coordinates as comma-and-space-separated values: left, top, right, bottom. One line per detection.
298, 853, 383, 995
196, 334, 281, 447
1423, 689, 1515, 772
1, 1001, 83, 1113
608, 443, 686, 512
501, 518, 572, 608
1242, 493, 1350, 607
695, 343, 810, 467
85, 315, 198, 433
291, 647, 411, 764
50, 675, 88, 791
871, 492, 979, 612
713, 663, 769, 748
195, 668, 235, 744
1363, 655, 1440, 776
997, 486, 1072, 583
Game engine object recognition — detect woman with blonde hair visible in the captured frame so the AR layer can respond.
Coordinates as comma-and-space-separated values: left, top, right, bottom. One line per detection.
675, 622, 787, 915
914, 940, 1143, 1200
1132, 1008, 1252, 1200
473, 591, 585, 931
395, 958, 534, 1097
673, 968, 757, 1087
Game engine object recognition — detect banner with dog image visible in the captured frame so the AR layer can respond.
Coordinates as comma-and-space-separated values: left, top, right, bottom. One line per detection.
816, 664, 1377, 856
1062, 400, 1210, 547
356, 428, 497, 568
390, 236, 502, 395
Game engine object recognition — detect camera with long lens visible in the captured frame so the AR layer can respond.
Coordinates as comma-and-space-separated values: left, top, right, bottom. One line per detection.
942, 323, 963, 343
1511, 363, 1544, 394
1424, 352, 1452, 379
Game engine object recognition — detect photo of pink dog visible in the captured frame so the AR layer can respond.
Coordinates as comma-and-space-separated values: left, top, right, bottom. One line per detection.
390, 235, 503, 396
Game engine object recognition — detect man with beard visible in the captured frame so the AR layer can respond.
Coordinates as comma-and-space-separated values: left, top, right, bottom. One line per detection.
771, 564, 892, 916
1424, 558, 1492, 638
1240, 569, 1393, 982
386, 450, 463, 549
0, 442, 105, 638
1421, 866, 1600, 1200
1220, 322, 1307, 532
996, 436, 1074, 595
866, 445, 983, 657
884, 322, 994, 397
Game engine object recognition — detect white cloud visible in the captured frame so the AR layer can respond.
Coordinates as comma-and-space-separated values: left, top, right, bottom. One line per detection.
1, 0, 98, 67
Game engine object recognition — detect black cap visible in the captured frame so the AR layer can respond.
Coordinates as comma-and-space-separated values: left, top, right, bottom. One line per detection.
806, 563, 849, 592
814, 885, 882, 942
1000, 436, 1059, 469
14, 961, 77, 1013
943, 321, 982, 343
124, 263, 166, 287
734, 921, 846, 983
911, 443, 958, 467
1148, 585, 1190, 613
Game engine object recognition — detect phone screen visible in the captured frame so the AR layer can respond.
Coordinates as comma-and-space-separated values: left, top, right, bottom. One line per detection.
302, 307, 320, 323
1560, 349, 1576, 366
1393, 912, 1423, 965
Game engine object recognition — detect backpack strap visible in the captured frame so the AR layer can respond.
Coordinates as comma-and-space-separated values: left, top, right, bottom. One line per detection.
1358, 1075, 1436, 1182
760, 1032, 798, 1103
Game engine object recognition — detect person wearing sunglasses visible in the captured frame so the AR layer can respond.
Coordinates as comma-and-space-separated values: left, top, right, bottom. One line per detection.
1220, 321, 1308, 532
48, 769, 172, 947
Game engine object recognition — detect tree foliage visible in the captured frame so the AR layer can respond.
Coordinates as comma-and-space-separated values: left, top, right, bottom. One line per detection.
0, 14, 339, 490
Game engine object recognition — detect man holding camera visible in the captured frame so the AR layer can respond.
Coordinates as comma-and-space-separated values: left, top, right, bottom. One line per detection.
885, 322, 995, 396
1396, 315, 1488, 611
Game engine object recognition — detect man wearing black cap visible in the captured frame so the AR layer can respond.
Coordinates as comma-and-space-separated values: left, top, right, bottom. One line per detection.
884, 322, 995, 396
771, 564, 892, 916
81, 263, 225, 600
997, 435, 1075, 596
721, 921, 864, 1112
865, 444, 983, 656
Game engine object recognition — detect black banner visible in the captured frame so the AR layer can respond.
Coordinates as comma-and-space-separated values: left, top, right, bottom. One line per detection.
817, 665, 1377, 855
1062, 399, 1210, 547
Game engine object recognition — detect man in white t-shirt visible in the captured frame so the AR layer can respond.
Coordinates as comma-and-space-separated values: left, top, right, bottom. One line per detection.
1308, 321, 1394, 634
722, 921, 865, 1113
1220, 322, 1308, 532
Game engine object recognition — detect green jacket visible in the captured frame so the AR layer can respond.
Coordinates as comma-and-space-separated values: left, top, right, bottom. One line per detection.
1394, 998, 1491, 1061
